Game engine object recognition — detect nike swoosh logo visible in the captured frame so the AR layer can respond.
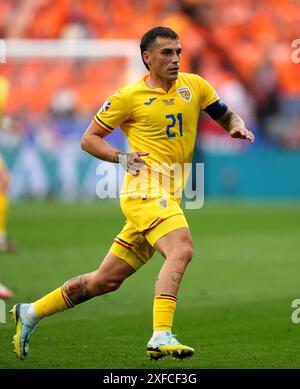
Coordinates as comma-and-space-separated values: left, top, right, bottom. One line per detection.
144, 98, 157, 105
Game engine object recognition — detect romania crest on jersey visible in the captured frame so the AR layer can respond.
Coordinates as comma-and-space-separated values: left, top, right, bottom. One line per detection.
177, 86, 192, 102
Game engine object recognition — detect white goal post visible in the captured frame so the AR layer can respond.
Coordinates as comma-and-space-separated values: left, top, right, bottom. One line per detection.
4, 39, 145, 83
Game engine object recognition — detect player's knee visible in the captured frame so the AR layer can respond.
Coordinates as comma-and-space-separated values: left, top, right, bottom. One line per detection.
177, 235, 193, 264
105, 279, 122, 292
180, 244, 193, 265
92, 277, 124, 294
168, 243, 193, 266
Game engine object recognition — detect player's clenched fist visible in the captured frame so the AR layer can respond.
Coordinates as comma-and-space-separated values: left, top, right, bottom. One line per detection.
114, 151, 149, 175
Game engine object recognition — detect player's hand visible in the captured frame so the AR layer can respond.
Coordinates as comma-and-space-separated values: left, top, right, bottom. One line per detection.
115, 151, 149, 176
229, 128, 255, 143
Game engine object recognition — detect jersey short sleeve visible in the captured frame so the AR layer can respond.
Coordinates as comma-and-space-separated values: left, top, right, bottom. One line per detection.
198, 77, 219, 111
94, 90, 131, 132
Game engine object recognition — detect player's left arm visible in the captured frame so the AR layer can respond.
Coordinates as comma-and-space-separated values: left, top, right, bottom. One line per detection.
199, 76, 255, 143
215, 107, 255, 143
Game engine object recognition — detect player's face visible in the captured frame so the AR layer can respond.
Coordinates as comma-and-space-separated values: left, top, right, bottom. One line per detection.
145, 38, 182, 82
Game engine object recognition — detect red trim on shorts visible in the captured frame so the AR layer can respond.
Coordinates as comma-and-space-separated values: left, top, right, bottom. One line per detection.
115, 236, 134, 247
113, 239, 133, 250
142, 217, 165, 235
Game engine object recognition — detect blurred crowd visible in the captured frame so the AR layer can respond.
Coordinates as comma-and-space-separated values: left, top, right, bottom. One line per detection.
0, 0, 300, 150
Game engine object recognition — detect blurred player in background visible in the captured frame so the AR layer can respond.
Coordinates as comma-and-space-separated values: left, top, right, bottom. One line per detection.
0, 75, 18, 299
0, 76, 18, 253
0, 281, 13, 299
11, 27, 254, 361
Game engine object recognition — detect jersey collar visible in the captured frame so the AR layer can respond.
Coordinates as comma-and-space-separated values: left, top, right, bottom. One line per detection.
142, 75, 178, 95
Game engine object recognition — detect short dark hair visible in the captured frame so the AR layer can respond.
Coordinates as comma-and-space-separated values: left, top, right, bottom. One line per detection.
140, 26, 179, 70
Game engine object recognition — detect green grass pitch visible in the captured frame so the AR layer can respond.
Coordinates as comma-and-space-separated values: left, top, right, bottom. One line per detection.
0, 200, 299, 369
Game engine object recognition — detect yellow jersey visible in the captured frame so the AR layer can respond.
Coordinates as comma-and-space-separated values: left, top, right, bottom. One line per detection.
94, 72, 218, 198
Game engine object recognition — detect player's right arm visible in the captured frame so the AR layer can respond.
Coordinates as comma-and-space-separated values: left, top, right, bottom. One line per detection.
81, 121, 148, 176
81, 120, 119, 163
81, 91, 149, 175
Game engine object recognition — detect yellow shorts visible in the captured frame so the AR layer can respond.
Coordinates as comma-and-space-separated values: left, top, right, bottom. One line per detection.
109, 195, 189, 270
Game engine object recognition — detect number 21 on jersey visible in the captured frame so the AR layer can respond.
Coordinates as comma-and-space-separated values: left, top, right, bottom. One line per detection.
165, 113, 183, 138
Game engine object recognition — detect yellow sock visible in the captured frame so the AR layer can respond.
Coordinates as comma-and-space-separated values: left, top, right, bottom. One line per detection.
153, 294, 177, 331
33, 287, 74, 319
0, 192, 8, 235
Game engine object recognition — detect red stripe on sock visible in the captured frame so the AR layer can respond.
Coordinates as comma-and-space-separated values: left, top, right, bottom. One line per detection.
61, 289, 73, 308
155, 296, 177, 302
